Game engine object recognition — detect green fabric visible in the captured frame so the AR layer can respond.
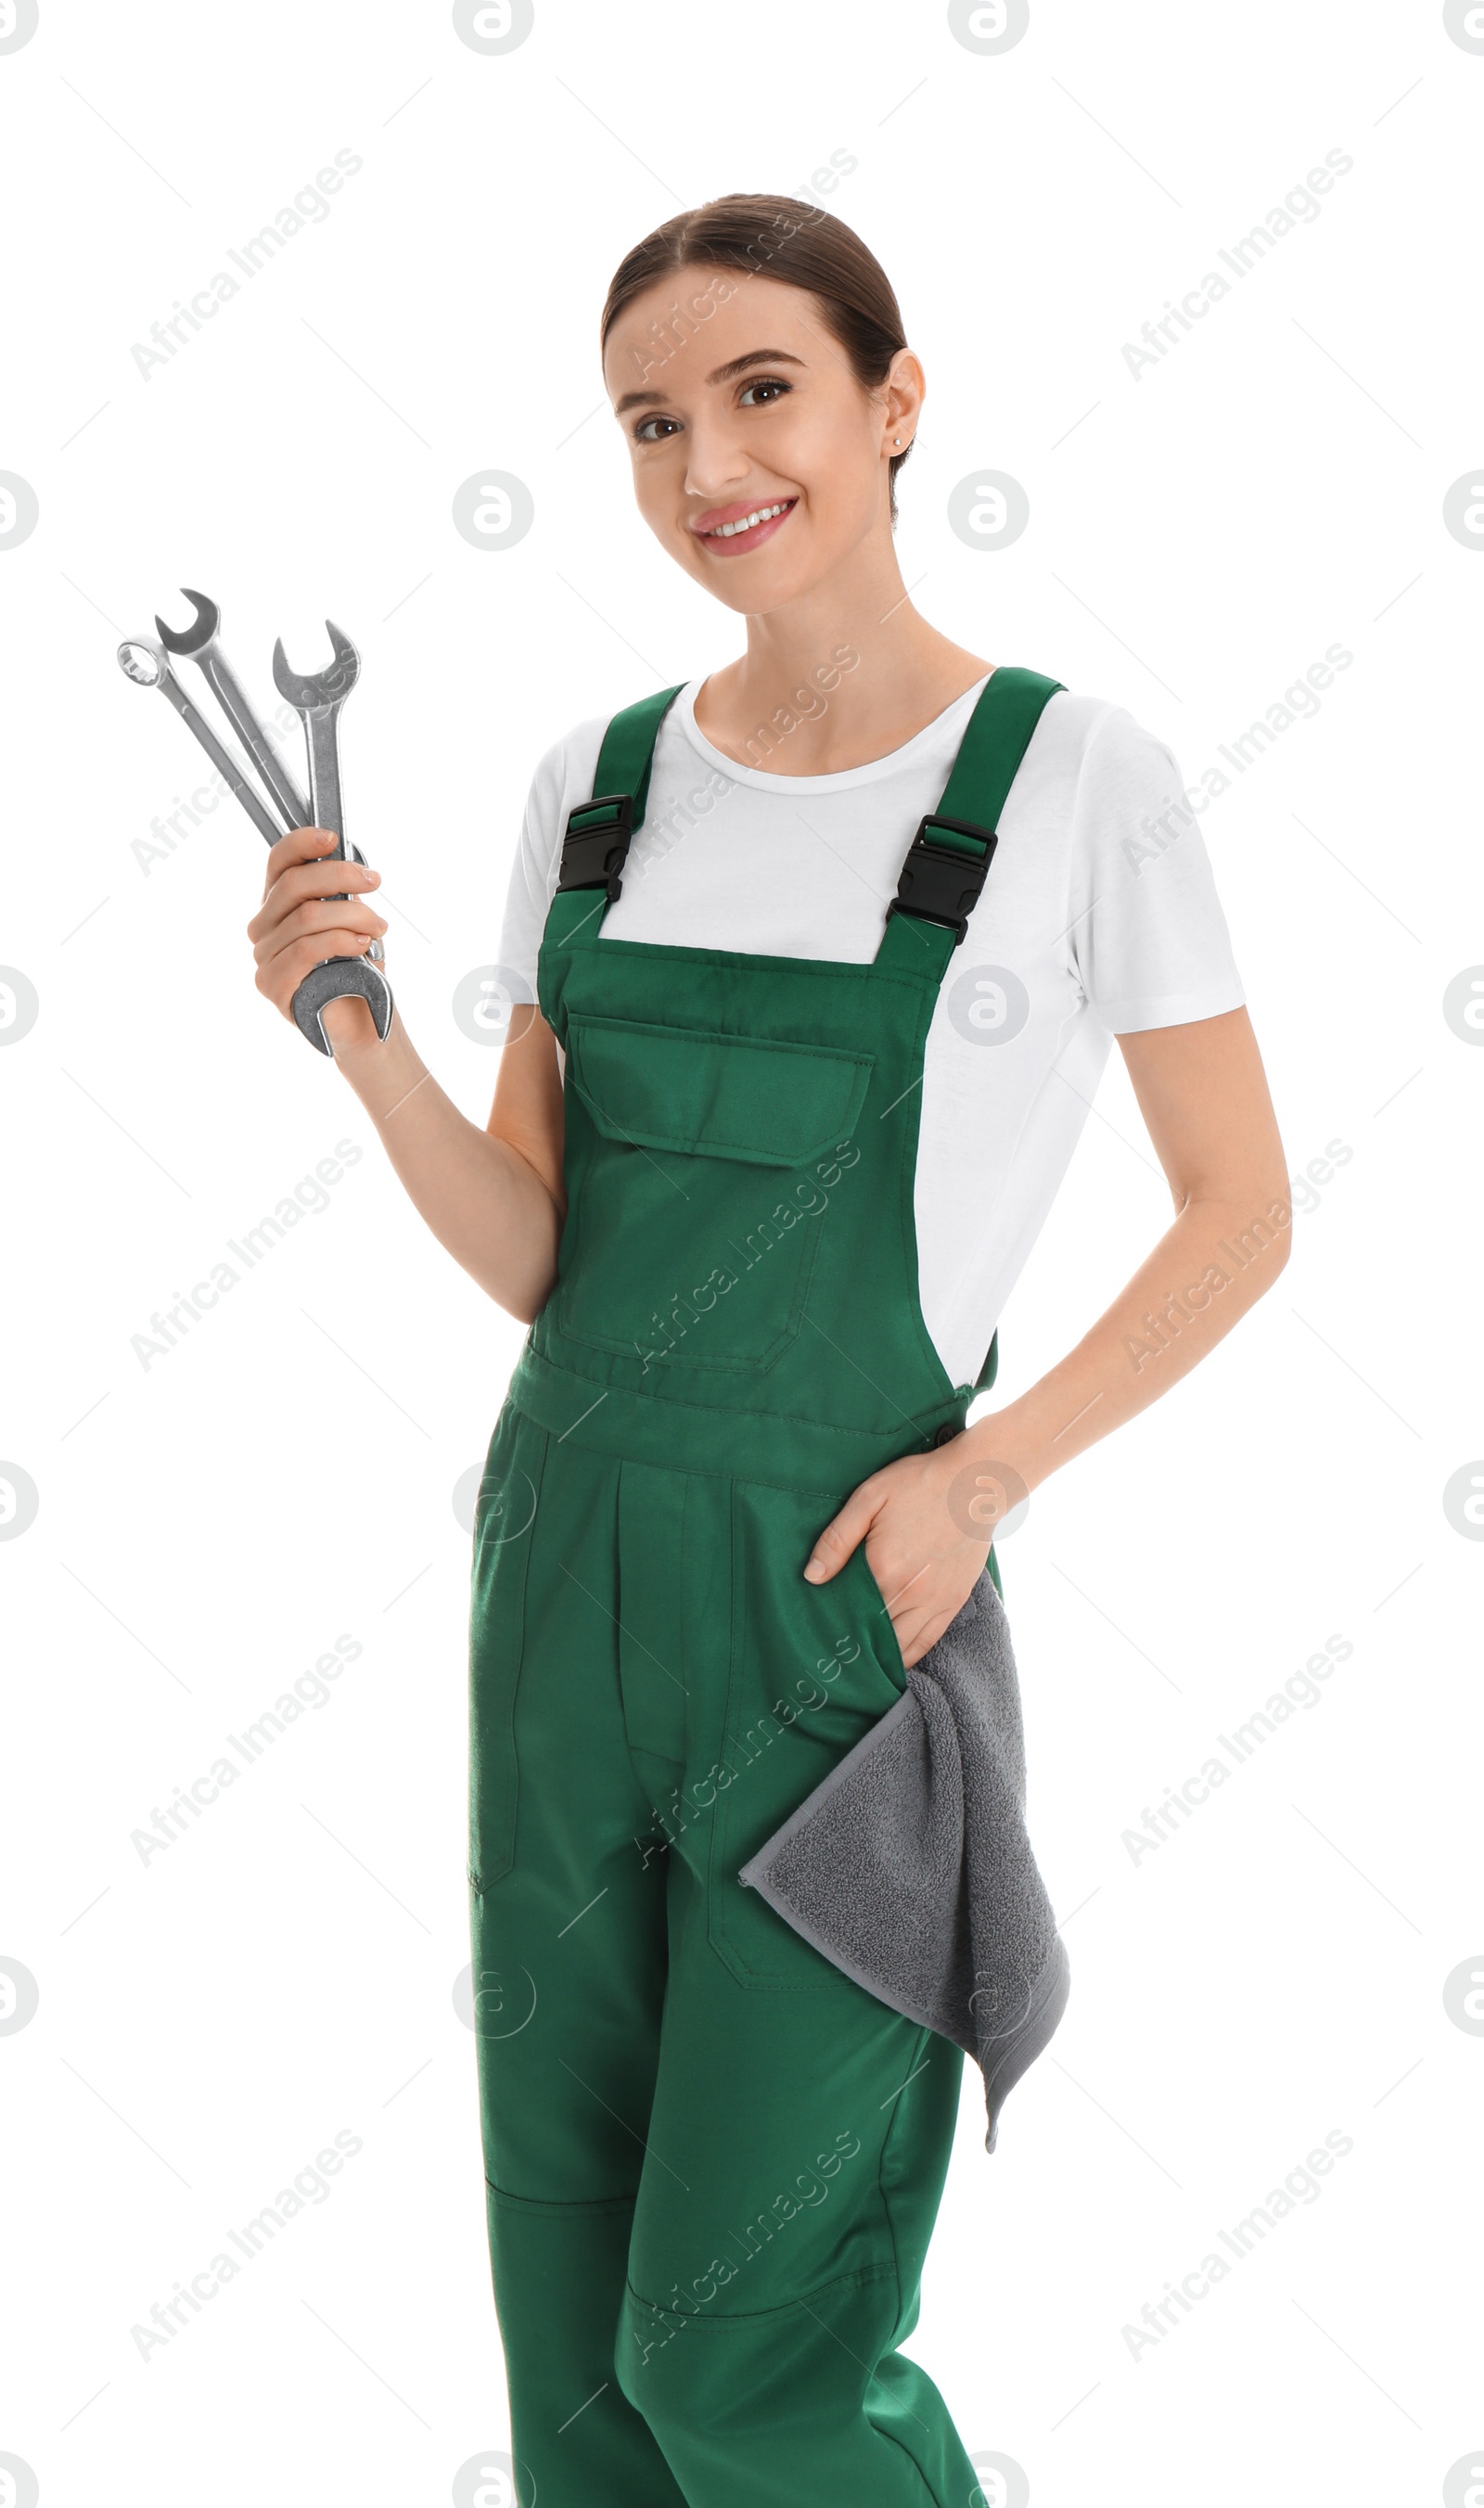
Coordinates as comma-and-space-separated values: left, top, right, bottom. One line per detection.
568, 1015, 874, 1164
936, 662, 1064, 827
595, 682, 685, 826
918, 818, 990, 861
470, 664, 1062, 2504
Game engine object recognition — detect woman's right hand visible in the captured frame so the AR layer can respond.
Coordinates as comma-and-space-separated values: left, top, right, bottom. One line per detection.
247, 825, 390, 1048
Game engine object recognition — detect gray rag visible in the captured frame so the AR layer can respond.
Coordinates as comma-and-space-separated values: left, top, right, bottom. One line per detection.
738, 1568, 1069, 2153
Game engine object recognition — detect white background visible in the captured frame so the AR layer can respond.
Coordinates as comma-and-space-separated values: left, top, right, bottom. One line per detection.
2, 2, 1481, 2502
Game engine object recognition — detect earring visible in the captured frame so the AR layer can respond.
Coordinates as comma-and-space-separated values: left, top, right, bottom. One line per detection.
893, 436, 902, 446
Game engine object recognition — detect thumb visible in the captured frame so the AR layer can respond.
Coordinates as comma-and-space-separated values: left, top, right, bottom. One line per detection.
803, 1484, 880, 1584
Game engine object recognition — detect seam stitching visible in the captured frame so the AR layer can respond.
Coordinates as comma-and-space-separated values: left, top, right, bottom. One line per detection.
623, 2258, 897, 2327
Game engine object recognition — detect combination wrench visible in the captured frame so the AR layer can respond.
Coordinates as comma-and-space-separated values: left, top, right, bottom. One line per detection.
271, 621, 393, 1057
117, 636, 285, 847
155, 587, 311, 833
118, 602, 395, 1058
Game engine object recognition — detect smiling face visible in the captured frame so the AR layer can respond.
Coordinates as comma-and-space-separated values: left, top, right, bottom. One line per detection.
601, 268, 921, 616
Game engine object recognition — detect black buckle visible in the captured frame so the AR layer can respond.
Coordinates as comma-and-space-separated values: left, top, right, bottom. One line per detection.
885, 813, 998, 945
556, 791, 635, 901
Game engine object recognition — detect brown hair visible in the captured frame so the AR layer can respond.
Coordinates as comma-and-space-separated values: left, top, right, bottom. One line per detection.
600, 193, 913, 522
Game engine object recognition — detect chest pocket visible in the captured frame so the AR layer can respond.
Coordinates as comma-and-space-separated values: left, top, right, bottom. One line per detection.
555, 1015, 874, 1375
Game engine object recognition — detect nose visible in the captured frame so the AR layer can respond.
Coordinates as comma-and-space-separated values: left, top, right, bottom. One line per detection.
680, 409, 755, 506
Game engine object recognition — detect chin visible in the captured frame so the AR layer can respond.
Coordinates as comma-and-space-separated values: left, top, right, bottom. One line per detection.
684, 551, 824, 613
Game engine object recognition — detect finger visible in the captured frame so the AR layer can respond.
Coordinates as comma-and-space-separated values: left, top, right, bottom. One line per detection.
898, 1609, 953, 1670
249, 847, 378, 938
891, 1580, 961, 1664
803, 1483, 882, 1583
260, 822, 338, 902
252, 857, 382, 937
874, 1553, 933, 1618
253, 895, 389, 959
255, 930, 380, 1007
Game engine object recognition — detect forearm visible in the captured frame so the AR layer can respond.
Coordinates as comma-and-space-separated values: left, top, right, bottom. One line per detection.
965, 1187, 1291, 1498
332, 1013, 561, 1322
808, 1010, 1288, 1665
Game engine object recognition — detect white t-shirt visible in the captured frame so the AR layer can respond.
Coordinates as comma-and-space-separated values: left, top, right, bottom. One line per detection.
496, 673, 1246, 1389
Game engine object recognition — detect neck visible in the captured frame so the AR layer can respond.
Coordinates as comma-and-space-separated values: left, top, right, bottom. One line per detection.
696, 542, 992, 776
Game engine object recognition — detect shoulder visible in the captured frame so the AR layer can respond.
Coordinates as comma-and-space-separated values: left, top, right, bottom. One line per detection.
1021, 687, 1196, 867
523, 681, 689, 815
523, 707, 612, 818
519, 682, 695, 871
498, 705, 627, 965
1038, 687, 1245, 1023
515, 705, 627, 892
1031, 685, 1183, 788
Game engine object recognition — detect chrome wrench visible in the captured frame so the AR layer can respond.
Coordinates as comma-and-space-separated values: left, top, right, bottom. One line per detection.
271, 621, 393, 1057
117, 635, 285, 846
156, 587, 311, 834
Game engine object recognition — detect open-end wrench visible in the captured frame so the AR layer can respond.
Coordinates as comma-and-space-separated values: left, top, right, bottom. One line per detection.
117, 636, 286, 847
271, 621, 393, 1057
156, 588, 311, 835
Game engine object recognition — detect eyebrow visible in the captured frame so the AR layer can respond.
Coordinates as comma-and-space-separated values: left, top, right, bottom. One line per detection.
612, 349, 805, 416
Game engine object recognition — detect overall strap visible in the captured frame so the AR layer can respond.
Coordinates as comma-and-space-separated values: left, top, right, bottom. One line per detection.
546, 683, 685, 942
873, 665, 1064, 980
874, 665, 1064, 1418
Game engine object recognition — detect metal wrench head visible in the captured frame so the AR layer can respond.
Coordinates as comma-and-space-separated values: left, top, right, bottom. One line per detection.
154, 587, 221, 657
118, 636, 168, 687
271, 621, 360, 710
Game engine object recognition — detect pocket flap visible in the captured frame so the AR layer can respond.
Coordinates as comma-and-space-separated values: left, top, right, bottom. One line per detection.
567, 1016, 873, 1168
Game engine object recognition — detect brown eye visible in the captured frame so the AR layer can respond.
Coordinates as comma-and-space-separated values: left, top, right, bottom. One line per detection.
738, 377, 791, 406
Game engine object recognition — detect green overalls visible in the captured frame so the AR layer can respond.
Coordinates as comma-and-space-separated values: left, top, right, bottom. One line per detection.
469, 665, 1063, 2508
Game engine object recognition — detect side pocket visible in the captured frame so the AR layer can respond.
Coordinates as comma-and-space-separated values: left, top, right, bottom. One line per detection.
709, 1482, 910, 1991
844, 1541, 911, 1705
467, 1409, 544, 1894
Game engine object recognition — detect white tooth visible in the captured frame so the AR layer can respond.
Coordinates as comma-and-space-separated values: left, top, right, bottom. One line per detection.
713, 501, 786, 537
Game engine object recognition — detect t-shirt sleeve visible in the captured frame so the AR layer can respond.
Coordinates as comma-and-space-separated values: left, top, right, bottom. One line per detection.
494, 713, 608, 1004
1067, 701, 1246, 1034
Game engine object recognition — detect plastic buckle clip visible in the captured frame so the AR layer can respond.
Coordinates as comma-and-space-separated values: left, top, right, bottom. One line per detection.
556, 791, 636, 901
884, 813, 998, 946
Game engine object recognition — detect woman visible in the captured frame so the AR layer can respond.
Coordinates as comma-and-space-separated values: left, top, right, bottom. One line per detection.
249, 196, 1289, 2508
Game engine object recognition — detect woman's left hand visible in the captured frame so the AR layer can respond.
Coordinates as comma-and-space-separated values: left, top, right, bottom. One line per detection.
803, 1440, 1008, 1668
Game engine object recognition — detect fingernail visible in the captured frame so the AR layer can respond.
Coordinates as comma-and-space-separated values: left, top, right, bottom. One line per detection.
803, 1559, 824, 1582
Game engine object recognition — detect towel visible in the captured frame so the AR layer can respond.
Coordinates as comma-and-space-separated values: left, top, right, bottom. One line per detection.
738, 1568, 1068, 2152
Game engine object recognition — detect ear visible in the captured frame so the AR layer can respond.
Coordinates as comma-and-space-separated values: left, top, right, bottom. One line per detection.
882, 348, 927, 453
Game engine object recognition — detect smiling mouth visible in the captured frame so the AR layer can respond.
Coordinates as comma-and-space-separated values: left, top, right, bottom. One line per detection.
694, 497, 798, 549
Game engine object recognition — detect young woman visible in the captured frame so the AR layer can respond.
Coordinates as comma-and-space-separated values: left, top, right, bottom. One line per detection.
249, 196, 1290, 2508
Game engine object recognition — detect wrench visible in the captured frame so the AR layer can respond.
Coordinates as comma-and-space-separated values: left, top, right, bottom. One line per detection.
156, 587, 311, 834
117, 636, 285, 847
271, 621, 394, 1057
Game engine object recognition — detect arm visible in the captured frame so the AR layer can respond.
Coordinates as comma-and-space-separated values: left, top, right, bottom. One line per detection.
248, 825, 566, 1323
803, 1006, 1291, 1665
